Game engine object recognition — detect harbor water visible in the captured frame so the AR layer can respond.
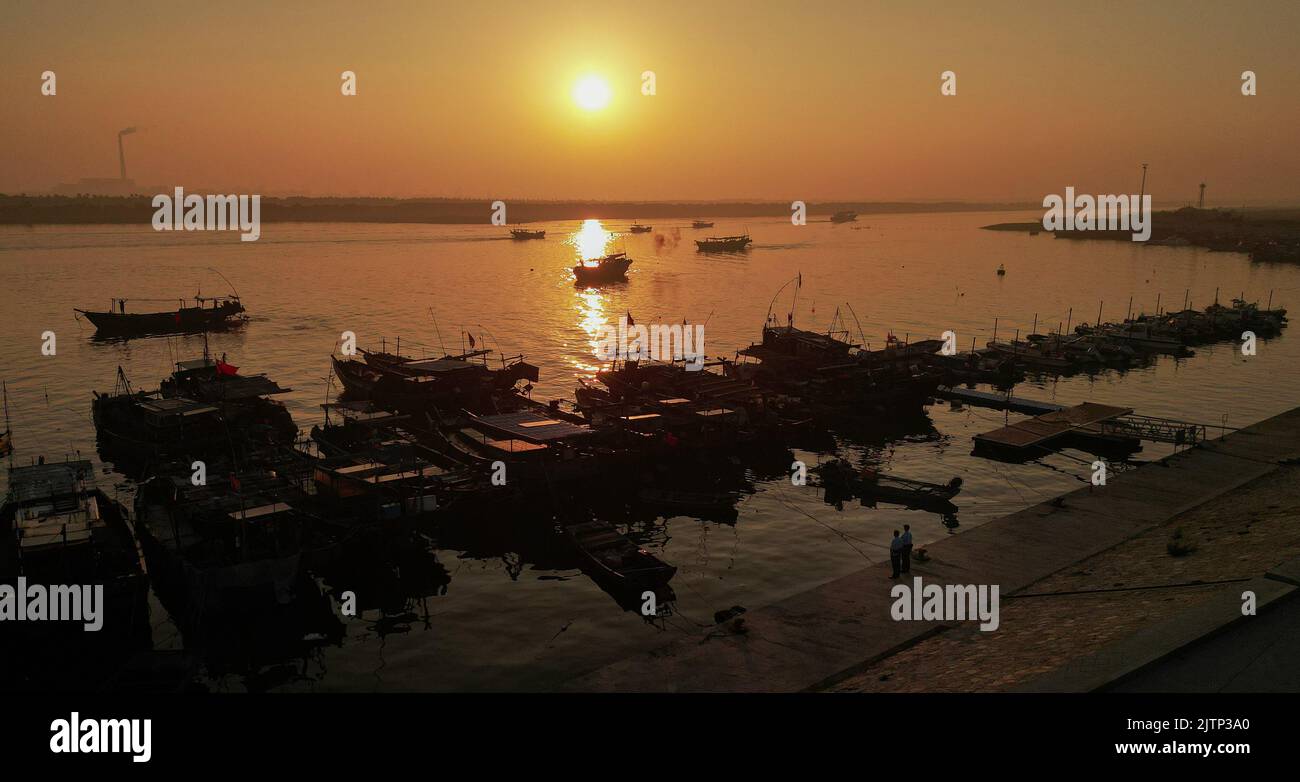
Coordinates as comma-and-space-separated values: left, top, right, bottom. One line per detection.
2, 211, 1297, 691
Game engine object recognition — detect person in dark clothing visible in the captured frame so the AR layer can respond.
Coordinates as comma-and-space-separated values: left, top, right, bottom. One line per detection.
900, 524, 913, 573
889, 530, 904, 579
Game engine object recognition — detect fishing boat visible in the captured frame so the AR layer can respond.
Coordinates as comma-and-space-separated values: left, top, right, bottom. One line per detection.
830, 210, 857, 223
75, 295, 246, 337
160, 352, 298, 444
1, 458, 150, 653
984, 339, 1077, 371
691, 220, 714, 229
565, 520, 676, 596
628, 222, 653, 233
695, 234, 752, 252
731, 316, 945, 415
92, 367, 233, 472
815, 459, 962, 513
997, 264, 1006, 276
510, 228, 545, 240
573, 251, 633, 284
332, 346, 540, 417
133, 468, 335, 618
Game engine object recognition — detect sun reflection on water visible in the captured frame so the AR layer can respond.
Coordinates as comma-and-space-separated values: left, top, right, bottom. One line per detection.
569, 218, 613, 265
573, 288, 606, 374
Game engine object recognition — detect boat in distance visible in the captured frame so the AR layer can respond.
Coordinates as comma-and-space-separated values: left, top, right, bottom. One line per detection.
695, 234, 752, 252
830, 210, 858, 223
573, 252, 633, 284
627, 222, 653, 233
691, 220, 714, 229
75, 295, 246, 337
510, 228, 546, 240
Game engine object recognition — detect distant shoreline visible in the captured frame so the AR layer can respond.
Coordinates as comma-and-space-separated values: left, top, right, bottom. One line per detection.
982, 207, 1300, 264
0, 195, 1039, 225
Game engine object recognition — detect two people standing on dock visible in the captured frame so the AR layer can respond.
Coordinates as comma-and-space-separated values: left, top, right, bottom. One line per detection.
889, 526, 915, 578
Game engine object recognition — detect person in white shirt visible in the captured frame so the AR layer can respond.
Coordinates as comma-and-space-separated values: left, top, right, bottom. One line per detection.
889, 530, 904, 578
900, 525, 913, 574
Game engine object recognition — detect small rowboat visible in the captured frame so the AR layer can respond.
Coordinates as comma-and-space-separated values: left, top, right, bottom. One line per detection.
566, 520, 676, 594
573, 252, 633, 284
815, 459, 962, 513
695, 234, 752, 252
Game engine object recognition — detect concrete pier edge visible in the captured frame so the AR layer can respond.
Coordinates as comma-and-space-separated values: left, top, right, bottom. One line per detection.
564, 407, 1300, 693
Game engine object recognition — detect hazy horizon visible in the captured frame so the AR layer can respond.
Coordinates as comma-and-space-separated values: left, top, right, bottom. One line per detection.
4, 0, 1299, 204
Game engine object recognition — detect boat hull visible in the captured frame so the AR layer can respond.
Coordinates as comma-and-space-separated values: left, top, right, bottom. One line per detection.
77, 302, 246, 337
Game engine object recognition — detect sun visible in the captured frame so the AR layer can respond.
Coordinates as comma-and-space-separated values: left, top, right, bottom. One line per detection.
572, 75, 612, 111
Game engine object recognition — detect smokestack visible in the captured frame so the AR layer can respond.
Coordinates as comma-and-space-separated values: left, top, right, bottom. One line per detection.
117, 127, 137, 181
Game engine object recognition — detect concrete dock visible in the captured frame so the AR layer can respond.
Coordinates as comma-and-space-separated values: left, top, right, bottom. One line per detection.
565, 406, 1300, 692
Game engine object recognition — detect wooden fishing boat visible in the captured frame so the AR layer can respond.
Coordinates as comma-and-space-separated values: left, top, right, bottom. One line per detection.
161, 353, 298, 444
573, 252, 633, 284
628, 222, 653, 233
691, 220, 714, 229
815, 459, 962, 513
1, 459, 150, 652
510, 228, 545, 240
332, 348, 539, 417
984, 340, 1076, 371
133, 468, 336, 618
565, 520, 676, 595
92, 367, 232, 472
695, 234, 752, 252
75, 295, 246, 337
830, 210, 857, 223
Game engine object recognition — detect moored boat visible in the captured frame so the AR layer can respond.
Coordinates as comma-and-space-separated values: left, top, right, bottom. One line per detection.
565, 520, 676, 598
815, 459, 962, 513
1, 458, 151, 670
75, 295, 246, 337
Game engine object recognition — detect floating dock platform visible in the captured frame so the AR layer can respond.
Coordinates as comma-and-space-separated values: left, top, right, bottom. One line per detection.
936, 385, 1065, 415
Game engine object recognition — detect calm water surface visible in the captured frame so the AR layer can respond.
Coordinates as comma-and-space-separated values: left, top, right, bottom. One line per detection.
2, 212, 1297, 690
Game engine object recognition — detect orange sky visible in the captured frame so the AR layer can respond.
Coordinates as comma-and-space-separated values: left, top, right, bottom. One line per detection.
3, 0, 1298, 203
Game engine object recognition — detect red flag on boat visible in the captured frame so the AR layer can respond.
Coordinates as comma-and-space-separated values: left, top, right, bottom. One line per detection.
229, 473, 241, 492
216, 360, 239, 376
174, 312, 182, 324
